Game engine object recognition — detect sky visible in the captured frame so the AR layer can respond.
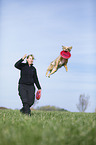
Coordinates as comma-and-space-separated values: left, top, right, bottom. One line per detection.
0, 0, 96, 112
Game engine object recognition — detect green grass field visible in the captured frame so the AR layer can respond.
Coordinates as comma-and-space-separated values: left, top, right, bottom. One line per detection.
0, 109, 96, 145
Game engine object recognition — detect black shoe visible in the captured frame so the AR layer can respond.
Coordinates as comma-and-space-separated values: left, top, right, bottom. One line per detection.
22, 103, 31, 116
24, 108, 31, 116
20, 107, 25, 113
24, 111, 31, 116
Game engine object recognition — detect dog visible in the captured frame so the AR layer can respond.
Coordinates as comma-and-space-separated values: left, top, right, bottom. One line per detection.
46, 45, 72, 77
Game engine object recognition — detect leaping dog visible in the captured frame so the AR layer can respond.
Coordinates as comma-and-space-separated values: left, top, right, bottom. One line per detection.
46, 45, 72, 77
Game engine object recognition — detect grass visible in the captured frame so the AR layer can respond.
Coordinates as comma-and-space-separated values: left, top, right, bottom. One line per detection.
0, 109, 96, 145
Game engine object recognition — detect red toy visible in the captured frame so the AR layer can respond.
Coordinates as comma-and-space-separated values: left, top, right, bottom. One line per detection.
36, 90, 41, 100
60, 50, 71, 59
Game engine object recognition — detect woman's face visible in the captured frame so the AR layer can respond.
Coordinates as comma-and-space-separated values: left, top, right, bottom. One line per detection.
27, 56, 33, 65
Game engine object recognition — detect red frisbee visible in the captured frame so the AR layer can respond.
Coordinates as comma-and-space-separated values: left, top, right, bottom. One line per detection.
60, 50, 71, 59
36, 90, 41, 100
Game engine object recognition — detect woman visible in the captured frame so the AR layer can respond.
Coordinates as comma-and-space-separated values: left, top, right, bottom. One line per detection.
14, 54, 41, 116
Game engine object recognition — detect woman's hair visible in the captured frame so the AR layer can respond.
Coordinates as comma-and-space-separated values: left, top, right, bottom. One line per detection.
27, 54, 34, 60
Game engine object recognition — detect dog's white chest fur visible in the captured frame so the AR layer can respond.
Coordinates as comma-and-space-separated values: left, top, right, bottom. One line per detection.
59, 59, 65, 66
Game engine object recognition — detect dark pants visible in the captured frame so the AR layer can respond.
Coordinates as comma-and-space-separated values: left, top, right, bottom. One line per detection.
18, 84, 35, 114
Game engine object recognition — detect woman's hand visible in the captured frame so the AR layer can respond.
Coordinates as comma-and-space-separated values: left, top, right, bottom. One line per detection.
22, 54, 27, 60
38, 89, 41, 94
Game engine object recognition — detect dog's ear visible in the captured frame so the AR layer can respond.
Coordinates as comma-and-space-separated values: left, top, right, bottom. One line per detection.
62, 45, 66, 50
69, 46, 72, 50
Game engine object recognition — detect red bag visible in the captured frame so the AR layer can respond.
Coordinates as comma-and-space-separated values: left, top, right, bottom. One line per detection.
36, 90, 41, 100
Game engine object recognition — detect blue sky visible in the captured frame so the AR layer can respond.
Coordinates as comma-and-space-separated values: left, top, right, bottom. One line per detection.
0, 0, 96, 112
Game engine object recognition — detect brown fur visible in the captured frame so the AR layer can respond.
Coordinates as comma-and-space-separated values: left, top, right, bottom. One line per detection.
46, 45, 72, 77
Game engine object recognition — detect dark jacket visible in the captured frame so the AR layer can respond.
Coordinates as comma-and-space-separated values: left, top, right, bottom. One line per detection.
14, 58, 41, 89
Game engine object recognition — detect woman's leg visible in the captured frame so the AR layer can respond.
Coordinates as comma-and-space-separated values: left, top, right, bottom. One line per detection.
23, 102, 31, 115
27, 85, 35, 107
18, 84, 31, 115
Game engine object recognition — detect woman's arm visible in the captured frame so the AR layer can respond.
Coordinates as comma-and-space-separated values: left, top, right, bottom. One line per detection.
14, 58, 24, 70
34, 69, 41, 90
14, 54, 27, 70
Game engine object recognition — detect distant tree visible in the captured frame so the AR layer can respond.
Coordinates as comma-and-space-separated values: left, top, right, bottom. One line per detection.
36, 105, 68, 111
76, 94, 90, 112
